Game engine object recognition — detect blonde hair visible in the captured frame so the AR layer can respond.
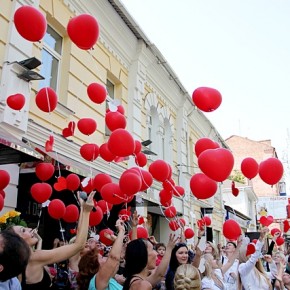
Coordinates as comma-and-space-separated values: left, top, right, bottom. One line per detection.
174, 264, 201, 290
206, 241, 219, 259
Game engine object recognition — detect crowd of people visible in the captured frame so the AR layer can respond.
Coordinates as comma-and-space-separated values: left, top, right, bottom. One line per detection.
1, 197, 290, 290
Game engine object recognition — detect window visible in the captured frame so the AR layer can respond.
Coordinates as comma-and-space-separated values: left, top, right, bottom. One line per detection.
39, 26, 62, 91
106, 79, 115, 100
105, 80, 115, 136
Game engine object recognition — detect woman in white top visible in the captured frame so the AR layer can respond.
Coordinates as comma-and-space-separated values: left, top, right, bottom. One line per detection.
201, 253, 226, 290
238, 227, 278, 290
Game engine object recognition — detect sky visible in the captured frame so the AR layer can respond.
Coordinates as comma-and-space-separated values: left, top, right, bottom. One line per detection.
122, 0, 290, 191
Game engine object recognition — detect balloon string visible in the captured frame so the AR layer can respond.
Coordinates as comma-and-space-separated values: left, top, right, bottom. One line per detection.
59, 219, 65, 242
36, 208, 42, 230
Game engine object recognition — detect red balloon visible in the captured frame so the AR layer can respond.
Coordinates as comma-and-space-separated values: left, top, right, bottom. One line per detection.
119, 171, 142, 196
138, 169, 153, 191
105, 111, 127, 132
198, 148, 234, 182
190, 173, 217, 199
80, 143, 99, 161
6, 93, 25, 110
135, 152, 147, 167
35, 163, 54, 181
94, 173, 112, 192
259, 158, 284, 185
80, 178, 95, 194
117, 105, 125, 115
283, 220, 290, 233
164, 206, 177, 218
67, 14, 99, 50
160, 197, 172, 207
99, 228, 114, 246
197, 219, 205, 230
159, 189, 173, 203
107, 129, 135, 157
89, 206, 103, 226
0, 190, 5, 199
0, 195, 3, 211
223, 219, 242, 240
129, 226, 149, 239
118, 208, 131, 221
14, 6, 47, 42
48, 199, 66, 219
246, 243, 256, 256
169, 220, 180, 231
77, 118, 97, 136
276, 236, 285, 246
195, 137, 219, 157
63, 204, 79, 223
30, 182, 52, 203
35, 87, 58, 113
270, 228, 281, 237
66, 174, 80, 191
163, 179, 175, 192
184, 228, 195, 239
149, 160, 170, 182
97, 200, 113, 214
202, 216, 212, 226
99, 143, 116, 162
179, 218, 186, 227
241, 157, 259, 179
259, 215, 273, 227
134, 140, 142, 154
87, 83, 107, 104
0, 170, 10, 190
172, 186, 185, 197
192, 87, 222, 112
101, 183, 125, 205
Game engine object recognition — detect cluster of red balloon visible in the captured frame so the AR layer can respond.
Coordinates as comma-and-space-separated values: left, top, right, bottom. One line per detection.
14, 5, 99, 50
190, 137, 234, 200
241, 156, 283, 186
0, 170, 10, 211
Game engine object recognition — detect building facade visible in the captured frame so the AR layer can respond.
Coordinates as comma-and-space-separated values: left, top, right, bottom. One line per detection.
0, 0, 226, 244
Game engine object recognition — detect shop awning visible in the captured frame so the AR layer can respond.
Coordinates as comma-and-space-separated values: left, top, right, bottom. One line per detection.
32, 143, 101, 177
0, 127, 44, 164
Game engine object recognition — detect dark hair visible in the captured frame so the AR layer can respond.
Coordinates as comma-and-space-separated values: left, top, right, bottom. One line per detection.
226, 241, 237, 248
77, 248, 100, 290
123, 239, 148, 290
0, 230, 30, 281
165, 243, 189, 290
156, 242, 166, 251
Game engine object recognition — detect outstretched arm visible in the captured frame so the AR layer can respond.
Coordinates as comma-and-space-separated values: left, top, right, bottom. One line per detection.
96, 219, 126, 290
147, 234, 179, 286
31, 191, 95, 266
131, 210, 138, 240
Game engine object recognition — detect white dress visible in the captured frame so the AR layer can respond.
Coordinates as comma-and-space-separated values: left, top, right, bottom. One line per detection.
238, 239, 277, 290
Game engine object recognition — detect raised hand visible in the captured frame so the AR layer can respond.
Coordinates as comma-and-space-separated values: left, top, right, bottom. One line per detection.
167, 233, 179, 250
131, 210, 139, 227
116, 218, 126, 233
83, 191, 95, 212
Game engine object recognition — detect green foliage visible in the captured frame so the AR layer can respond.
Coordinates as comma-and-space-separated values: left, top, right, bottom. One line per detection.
229, 169, 246, 184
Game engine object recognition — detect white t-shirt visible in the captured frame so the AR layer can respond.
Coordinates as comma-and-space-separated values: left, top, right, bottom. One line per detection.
222, 255, 239, 290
